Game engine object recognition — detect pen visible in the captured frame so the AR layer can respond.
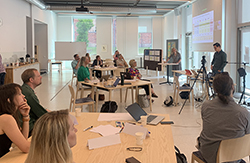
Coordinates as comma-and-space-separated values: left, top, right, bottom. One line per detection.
83, 126, 93, 131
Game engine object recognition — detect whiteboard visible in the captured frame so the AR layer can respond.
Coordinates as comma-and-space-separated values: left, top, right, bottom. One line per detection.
55, 42, 86, 60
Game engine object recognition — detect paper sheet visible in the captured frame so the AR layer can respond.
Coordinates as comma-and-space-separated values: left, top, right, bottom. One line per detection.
122, 123, 149, 139
87, 134, 121, 150
90, 125, 121, 136
97, 113, 134, 121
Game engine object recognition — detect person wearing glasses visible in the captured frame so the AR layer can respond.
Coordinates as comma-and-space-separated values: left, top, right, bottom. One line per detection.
211, 42, 227, 76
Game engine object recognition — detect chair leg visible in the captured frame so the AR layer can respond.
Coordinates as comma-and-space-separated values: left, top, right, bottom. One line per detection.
125, 88, 128, 102
72, 102, 76, 112
69, 100, 72, 112
131, 88, 134, 103
176, 89, 179, 106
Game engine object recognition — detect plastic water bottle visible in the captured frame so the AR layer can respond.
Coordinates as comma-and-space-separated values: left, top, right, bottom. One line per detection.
121, 74, 124, 86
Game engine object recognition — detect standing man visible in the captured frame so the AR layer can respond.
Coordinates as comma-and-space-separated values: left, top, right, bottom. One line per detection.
71, 54, 80, 75
211, 42, 227, 75
21, 68, 48, 136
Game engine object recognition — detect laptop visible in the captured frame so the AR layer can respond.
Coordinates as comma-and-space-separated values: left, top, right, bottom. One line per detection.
126, 103, 165, 125
120, 72, 132, 79
100, 75, 110, 82
104, 78, 120, 88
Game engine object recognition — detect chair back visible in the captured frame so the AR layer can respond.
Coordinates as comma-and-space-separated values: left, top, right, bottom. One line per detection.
217, 134, 250, 163
68, 85, 76, 101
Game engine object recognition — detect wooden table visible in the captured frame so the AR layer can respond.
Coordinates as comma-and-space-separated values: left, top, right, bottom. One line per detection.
90, 67, 117, 76
78, 80, 153, 111
0, 113, 176, 163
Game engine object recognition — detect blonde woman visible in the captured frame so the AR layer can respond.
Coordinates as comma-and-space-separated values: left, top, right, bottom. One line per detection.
128, 59, 158, 100
77, 56, 91, 82
0, 83, 30, 158
25, 110, 77, 163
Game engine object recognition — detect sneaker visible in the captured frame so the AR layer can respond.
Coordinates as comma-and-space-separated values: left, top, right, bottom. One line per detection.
152, 93, 158, 98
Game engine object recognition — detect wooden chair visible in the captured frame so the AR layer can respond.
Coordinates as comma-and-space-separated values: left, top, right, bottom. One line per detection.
124, 87, 143, 103
173, 76, 194, 106
71, 71, 77, 86
191, 134, 250, 163
76, 80, 92, 98
68, 85, 95, 112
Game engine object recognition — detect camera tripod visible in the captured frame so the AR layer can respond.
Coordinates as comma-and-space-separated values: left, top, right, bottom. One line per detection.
178, 56, 214, 114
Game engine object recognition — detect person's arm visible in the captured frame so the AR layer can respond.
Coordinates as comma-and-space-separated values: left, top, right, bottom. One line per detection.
92, 60, 97, 67
219, 52, 227, 71
1, 115, 30, 153
18, 100, 30, 139
164, 54, 172, 63
124, 60, 128, 67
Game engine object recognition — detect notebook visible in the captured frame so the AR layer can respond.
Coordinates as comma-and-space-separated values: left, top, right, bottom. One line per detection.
126, 103, 164, 125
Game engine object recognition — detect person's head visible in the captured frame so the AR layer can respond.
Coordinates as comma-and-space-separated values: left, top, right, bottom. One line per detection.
115, 50, 119, 55
171, 48, 177, 53
0, 83, 25, 126
96, 55, 101, 61
21, 69, 42, 88
80, 56, 89, 67
213, 42, 221, 52
86, 53, 90, 57
25, 110, 77, 163
129, 59, 137, 68
213, 72, 234, 104
74, 54, 79, 61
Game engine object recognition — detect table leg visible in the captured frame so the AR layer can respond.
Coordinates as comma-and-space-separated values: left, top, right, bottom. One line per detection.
95, 87, 99, 112
91, 86, 95, 112
135, 86, 139, 103
148, 84, 152, 111
120, 88, 122, 103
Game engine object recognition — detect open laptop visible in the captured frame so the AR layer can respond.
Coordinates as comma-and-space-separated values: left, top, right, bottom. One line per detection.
126, 103, 165, 125
120, 72, 132, 79
104, 78, 120, 88
100, 75, 110, 82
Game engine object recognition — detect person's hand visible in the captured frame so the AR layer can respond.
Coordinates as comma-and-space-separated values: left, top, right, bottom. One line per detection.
211, 65, 213, 70
218, 70, 221, 72
18, 99, 30, 117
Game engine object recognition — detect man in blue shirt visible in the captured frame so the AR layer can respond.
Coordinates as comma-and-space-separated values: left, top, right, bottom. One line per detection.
211, 42, 227, 75
71, 54, 80, 75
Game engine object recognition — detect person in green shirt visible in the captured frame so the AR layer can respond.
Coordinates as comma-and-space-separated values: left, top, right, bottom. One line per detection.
21, 68, 48, 136
77, 56, 91, 82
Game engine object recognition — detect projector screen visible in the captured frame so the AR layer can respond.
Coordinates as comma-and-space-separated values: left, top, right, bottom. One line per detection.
192, 0, 222, 52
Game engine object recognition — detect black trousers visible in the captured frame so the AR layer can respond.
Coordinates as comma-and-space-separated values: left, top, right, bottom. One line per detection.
139, 79, 153, 95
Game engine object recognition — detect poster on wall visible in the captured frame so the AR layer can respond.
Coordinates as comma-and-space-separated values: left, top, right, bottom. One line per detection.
150, 56, 155, 61
145, 56, 150, 60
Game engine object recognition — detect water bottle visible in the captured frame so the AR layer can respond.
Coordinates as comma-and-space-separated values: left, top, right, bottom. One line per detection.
121, 73, 124, 86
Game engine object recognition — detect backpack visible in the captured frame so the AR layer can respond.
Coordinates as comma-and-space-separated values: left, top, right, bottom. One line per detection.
100, 101, 118, 113
164, 96, 174, 106
175, 146, 187, 163
138, 94, 149, 108
179, 83, 190, 99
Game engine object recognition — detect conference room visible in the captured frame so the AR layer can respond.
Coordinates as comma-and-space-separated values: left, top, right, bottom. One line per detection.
1, 0, 250, 162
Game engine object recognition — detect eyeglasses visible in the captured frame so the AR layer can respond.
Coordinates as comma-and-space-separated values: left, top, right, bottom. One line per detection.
126, 147, 142, 152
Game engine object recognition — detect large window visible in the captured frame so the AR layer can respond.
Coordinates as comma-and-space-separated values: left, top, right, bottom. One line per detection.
73, 18, 96, 54
138, 18, 152, 55
112, 18, 117, 53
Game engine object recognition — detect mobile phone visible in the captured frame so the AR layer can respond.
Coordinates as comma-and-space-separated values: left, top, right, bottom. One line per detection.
161, 121, 174, 124
125, 157, 141, 163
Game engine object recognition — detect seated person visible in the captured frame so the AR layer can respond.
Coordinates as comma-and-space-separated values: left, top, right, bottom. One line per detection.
77, 56, 91, 82
0, 83, 30, 158
92, 55, 103, 78
21, 69, 48, 136
128, 59, 158, 100
116, 54, 128, 68
86, 53, 91, 62
71, 54, 80, 75
113, 50, 119, 67
25, 110, 77, 163
197, 72, 250, 163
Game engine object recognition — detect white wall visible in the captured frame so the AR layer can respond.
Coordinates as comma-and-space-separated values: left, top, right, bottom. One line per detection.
0, 0, 30, 62
96, 17, 112, 59
57, 16, 72, 42
116, 17, 138, 62
152, 17, 163, 49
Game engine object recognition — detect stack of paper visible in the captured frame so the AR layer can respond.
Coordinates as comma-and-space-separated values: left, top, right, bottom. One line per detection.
122, 122, 149, 139
90, 125, 121, 136
87, 134, 121, 150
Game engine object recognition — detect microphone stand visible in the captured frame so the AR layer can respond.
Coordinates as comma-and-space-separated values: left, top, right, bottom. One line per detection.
227, 62, 249, 105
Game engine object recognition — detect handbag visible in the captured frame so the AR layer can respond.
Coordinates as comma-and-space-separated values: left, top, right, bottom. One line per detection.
138, 94, 149, 108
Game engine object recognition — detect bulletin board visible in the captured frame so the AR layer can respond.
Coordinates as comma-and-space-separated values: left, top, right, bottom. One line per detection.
144, 49, 162, 71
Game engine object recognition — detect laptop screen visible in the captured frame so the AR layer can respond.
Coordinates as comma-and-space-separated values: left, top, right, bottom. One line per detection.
126, 103, 148, 121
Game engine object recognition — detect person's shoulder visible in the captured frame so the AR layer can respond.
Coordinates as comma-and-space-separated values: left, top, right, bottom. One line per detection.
0, 114, 15, 124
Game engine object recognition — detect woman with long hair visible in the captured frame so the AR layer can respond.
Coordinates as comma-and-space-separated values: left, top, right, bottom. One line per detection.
25, 110, 77, 163
77, 56, 91, 82
0, 83, 30, 158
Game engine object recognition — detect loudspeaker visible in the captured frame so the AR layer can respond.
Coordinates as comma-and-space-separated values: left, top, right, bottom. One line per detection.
238, 68, 246, 77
